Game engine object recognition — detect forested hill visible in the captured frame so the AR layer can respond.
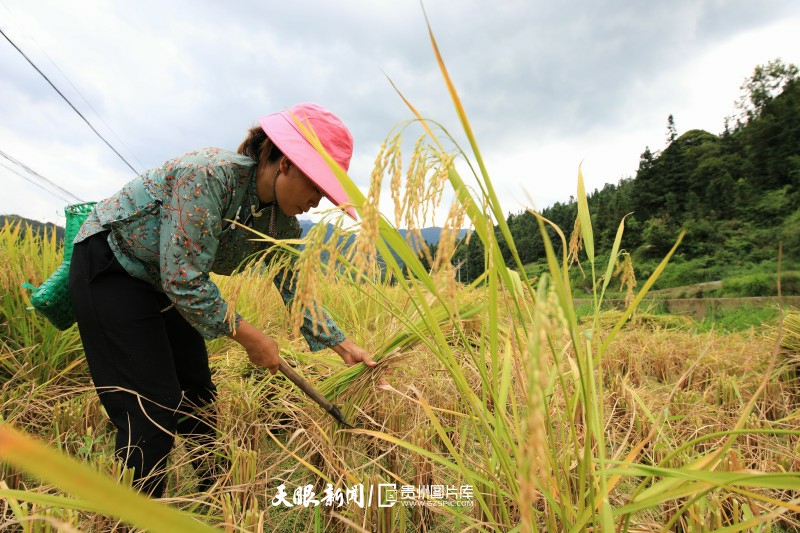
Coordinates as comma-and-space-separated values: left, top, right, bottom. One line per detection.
450, 60, 800, 287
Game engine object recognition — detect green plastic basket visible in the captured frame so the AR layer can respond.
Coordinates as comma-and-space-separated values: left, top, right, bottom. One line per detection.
24, 201, 97, 330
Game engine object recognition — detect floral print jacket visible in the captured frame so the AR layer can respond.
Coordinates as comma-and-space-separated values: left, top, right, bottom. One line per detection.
74, 147, 345, 350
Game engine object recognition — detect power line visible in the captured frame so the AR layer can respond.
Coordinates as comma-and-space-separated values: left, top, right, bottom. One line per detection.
0, 161, 76, 204
0, 149, 83, 203
0, 25, 140, 175
0, 2, 146, 172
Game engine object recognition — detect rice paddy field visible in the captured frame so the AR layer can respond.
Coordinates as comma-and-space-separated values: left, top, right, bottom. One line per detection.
2, 30, 800, 533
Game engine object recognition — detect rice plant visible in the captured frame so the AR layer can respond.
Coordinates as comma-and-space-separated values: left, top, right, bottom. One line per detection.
0, 221, 84, 384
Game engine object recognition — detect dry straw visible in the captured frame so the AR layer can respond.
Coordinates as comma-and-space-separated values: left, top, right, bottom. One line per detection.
779, 311, 800, 362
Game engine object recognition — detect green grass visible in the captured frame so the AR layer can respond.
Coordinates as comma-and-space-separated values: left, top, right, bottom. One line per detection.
696, 304, 783, 332
715, 271, 800, 297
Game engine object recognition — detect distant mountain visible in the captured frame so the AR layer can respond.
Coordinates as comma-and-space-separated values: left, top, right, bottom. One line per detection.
299, 219, 318, 237
416, 227, 469, 245
299, 219, 467, 245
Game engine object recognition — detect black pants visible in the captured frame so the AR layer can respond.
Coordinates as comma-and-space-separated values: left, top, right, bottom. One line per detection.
69, 231, 217, 497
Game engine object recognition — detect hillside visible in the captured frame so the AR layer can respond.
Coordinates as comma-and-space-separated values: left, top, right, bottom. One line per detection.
449, 60, 800, 289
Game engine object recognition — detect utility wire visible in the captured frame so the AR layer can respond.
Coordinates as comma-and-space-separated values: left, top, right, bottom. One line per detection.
0, 149, 84, 203
0, 2, 146, 171
0, 25, 140, 175
0, 161, 76, 204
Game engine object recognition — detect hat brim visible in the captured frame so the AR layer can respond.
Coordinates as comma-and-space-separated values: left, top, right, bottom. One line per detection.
259, 112, 357, 220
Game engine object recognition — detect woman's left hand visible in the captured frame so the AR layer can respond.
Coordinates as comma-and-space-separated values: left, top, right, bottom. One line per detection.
331, 338, 377, 367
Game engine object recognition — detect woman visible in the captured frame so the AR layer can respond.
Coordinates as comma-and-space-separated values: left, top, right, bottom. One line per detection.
69, 102, 374, 497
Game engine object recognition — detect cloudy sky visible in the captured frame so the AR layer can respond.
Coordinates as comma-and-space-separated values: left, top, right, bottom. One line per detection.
1, 0, 799, 227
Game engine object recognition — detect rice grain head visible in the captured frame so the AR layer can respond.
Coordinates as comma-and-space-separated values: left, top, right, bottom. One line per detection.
387, 133, 405, 228
568, 216, 585, 276
434, 201, 468, 306
290, 222, 330, 337
350, 138, 395, 282
520, 290, 556, 531
614, 252, 637, 307
402, 143, 435, 258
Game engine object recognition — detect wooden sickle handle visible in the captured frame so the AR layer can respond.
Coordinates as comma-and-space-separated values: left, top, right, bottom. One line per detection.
278, 358, 334, 411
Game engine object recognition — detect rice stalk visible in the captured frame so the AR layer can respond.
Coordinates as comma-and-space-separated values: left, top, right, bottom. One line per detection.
778, 311, 800, 361
0, 222, 84, 384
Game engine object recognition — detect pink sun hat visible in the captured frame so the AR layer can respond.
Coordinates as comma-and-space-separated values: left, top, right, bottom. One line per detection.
258, 102, 356, 220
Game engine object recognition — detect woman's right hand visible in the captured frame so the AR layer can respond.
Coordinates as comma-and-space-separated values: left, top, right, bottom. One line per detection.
228, 319, 281, 375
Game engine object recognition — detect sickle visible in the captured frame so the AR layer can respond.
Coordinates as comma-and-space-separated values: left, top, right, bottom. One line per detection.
277, 358, 354, 429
